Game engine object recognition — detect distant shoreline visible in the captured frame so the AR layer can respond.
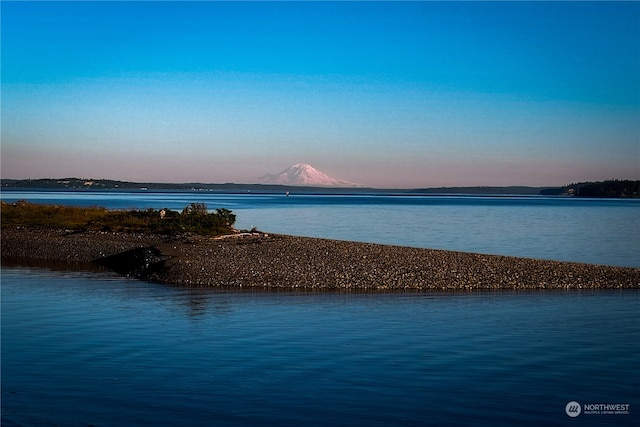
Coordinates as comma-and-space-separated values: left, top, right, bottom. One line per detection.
2, 226, 638, 290
2, 178, 639, 197
0, 179, 560, 195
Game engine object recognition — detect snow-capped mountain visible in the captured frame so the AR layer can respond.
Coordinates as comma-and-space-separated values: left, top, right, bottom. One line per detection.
257, 163, 363, 187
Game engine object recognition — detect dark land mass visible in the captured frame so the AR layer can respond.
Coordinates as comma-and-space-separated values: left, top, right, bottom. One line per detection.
557, 180, 640, 198
1, 177, 559, 195
3, 177, 639, 197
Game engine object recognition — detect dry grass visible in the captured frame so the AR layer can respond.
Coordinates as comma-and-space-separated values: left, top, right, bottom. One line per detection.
0, 201, 235, 236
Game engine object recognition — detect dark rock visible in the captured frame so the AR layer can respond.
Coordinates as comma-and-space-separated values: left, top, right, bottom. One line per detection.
96, 246, 170, 279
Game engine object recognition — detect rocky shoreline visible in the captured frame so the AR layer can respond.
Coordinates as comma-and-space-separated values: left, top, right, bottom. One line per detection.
2, 226, 639, 290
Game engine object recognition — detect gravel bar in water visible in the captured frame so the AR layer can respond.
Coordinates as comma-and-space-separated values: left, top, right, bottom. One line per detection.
2, 226, 638, 290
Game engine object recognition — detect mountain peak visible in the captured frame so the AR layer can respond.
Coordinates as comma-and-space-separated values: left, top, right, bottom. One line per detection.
258, 163, 363, 187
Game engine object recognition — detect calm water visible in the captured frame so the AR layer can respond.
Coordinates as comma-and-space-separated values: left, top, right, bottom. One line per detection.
1, 190, 639, 267
2, 267, 638, 426
2, 190, 639, 425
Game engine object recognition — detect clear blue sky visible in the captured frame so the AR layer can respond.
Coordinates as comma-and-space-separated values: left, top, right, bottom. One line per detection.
2, 1, 639, 188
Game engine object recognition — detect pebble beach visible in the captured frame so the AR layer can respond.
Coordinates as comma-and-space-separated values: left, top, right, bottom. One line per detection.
2, 226, 638, 290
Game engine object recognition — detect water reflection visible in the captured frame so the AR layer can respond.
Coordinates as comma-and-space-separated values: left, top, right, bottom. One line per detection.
175, 289, 235, 318
2, 255, 109, 273
3, 266, 639, 427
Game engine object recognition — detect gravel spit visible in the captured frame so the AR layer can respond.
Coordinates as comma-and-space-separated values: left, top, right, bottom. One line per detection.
2, 226, 638, 290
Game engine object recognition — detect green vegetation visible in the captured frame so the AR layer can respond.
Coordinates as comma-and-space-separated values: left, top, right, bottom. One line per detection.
0, 201, 236, 236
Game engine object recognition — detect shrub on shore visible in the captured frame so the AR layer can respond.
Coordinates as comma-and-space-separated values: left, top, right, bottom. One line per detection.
0, 201, 236, 236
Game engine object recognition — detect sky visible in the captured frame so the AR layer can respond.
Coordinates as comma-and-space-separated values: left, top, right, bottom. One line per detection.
1, 1, 639, 188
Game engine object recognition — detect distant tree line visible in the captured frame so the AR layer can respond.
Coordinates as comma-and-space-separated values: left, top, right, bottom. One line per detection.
0, 178, 198, 190
561, 180, 640, 198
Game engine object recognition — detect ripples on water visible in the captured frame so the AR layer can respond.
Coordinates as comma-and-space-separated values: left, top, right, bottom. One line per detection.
2, 267, 638, 426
